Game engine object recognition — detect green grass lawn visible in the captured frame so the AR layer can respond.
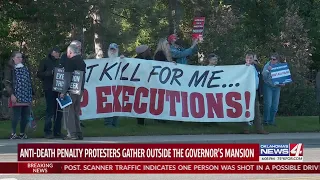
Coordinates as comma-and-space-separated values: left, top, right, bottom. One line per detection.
0, 116, 319, 139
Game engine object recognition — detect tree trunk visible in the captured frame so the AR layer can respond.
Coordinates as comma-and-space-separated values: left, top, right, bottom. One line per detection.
91, 4, 106, 59
168, 0, 175, 34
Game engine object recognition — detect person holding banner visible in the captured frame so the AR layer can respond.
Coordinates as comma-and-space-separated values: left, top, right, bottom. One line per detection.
135, 44, 153, 125
206, 53, 219, 66
36, 47, 63, 139
104, 43, 121, 127
168, 34, 198, 64
262, 53, 284, 126
244, 53, 268, 134
154, 38, 174, 62
60, 44, 86, 140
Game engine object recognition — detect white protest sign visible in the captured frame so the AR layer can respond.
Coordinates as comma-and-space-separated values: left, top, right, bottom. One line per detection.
79, 58, 256, 122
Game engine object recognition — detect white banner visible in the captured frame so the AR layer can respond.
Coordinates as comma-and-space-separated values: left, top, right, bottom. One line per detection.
79, 58, 256, 122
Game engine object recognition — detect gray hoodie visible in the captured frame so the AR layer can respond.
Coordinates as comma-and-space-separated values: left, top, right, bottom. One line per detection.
262, 61, 279, 88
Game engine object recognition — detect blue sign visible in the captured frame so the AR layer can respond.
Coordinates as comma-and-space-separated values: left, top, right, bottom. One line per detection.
270, 63, 292, 85
260, 144, 290, 156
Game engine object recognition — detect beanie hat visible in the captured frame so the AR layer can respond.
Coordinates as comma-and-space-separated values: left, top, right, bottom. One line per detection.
136, 45, 149, 54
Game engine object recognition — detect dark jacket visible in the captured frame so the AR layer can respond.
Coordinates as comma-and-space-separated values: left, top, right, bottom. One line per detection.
62, 55, 86, 94
3, 60, 34, 97
154, 51, 168, 61
59, 53, 67, 68
254, 64, 263, 97
135, 54, 152, 60
37, 54, 62, 90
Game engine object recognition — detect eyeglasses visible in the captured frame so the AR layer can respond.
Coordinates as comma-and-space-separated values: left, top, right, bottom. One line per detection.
271, 58, 277, 61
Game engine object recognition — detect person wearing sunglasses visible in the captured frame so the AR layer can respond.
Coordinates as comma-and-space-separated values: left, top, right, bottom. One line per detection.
262, 53, 285, 126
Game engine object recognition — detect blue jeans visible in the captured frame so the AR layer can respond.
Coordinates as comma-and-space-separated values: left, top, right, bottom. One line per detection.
263, 83, 281, 124
104, 117, 119, 127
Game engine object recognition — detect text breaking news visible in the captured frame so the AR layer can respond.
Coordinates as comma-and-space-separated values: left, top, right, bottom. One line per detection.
2, 143, 314, 174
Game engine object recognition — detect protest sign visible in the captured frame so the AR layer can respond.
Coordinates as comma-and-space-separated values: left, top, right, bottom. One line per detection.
79, 58, 256, 122
270, 63, 292, 85
192, 17, 205, 41
52, 68, 65, 92
52, 68, 84, 95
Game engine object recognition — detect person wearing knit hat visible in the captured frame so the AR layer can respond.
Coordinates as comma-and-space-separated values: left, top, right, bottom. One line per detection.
134, 44, 152, 126
135, 45, 152, 60
168, 34, 198, 65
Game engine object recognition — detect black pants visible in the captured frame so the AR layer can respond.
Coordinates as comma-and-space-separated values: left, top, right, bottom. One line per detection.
12, 106, 30, 134
44, 90, 62, 136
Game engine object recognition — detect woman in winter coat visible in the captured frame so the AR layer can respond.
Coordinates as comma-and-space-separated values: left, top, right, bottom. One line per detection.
3, 51, 33, 139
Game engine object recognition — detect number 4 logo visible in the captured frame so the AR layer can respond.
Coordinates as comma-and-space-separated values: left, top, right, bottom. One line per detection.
290, 143, 303, 156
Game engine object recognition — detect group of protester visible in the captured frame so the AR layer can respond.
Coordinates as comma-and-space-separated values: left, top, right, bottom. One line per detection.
2, 33, 285, 140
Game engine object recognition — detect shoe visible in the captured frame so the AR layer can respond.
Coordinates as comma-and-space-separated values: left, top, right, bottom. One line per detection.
9, 133, 18, 139
44, 134, 54, 139
76, 133, 83, 140
54, 133, 64, 138
63, 135, 78, 140
19, 134, 28, 139
257, 130, 269, 134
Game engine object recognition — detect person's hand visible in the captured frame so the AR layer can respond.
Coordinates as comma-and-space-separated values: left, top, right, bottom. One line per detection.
120, 55, 125, 59
172, 61, 177, 65
267, 66, 272, 71
11, 94, 17, 104
60, 93, 65, 99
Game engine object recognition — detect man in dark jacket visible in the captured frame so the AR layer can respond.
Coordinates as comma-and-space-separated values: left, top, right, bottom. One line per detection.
244, 52, 268, 134
60, 40, 86, 128
135, 45, 152, 125
37, 47, 63, 139
60, 44, 86, 140
253, 55, 263, 101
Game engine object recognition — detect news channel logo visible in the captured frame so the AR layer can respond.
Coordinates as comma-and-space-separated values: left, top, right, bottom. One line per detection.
259, 143, 303, 162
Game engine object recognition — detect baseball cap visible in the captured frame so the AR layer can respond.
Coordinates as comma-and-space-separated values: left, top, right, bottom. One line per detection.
109, 43, 118, 49
136, 45, 149, 54
167, 34, 177, 43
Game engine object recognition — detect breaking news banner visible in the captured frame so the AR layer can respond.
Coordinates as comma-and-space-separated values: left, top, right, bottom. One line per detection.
77, 58, 257, 122
0, 143, 315, 174
18, 144, 260, 161
0, 162, 319, 174
270, 63, 292, 85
